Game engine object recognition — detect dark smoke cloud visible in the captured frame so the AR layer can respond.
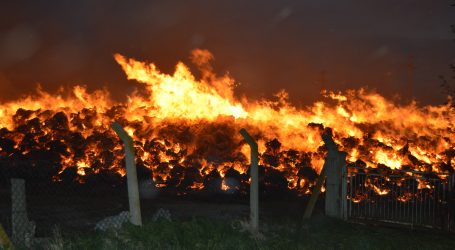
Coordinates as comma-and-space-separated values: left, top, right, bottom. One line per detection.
0, 0, 454, 105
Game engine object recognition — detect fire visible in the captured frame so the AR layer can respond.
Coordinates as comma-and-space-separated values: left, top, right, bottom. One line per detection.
373, 150, 403, 170
114, 53, 247, 121
0, 49, 454, 195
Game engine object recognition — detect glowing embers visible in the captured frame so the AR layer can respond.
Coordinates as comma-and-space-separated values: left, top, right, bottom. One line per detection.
0, 49, 454, 196
347, 168, 447, 207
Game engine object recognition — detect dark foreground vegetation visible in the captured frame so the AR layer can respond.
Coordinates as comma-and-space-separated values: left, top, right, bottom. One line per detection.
25, 215, 455, 250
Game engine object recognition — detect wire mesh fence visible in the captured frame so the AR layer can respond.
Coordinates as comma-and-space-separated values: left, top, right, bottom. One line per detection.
346, 167, 455, 230
5, 155, 455, 247
0, 159, 131, 244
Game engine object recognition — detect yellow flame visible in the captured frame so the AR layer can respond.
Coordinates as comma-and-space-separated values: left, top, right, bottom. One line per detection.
0, 49, 454, 193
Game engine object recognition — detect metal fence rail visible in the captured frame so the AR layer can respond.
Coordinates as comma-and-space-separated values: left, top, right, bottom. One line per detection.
347, 167, 453, 230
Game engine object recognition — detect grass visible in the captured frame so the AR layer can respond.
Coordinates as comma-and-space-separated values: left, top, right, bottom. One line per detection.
26, 215, 455, 250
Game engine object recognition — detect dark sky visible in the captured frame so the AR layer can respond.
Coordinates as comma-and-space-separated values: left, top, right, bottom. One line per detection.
1, 0, 454, 106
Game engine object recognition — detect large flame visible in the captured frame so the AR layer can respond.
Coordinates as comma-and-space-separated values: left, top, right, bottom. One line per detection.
0, 49, 454, 195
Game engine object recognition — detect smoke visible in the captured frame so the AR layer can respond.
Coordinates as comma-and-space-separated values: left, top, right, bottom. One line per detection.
0, 1, 454, 104
0, 24, 40, 66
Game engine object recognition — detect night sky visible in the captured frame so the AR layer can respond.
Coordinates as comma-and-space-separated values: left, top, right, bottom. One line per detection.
1, 1, 454, 106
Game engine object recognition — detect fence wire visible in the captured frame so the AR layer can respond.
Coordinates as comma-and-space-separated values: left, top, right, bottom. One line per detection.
347, 167, 455, 230
0, 160, 130, 242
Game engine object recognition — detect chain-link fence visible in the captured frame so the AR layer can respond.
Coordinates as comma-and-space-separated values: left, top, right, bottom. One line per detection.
0, 159, 131, 246
0, 154, 327, 248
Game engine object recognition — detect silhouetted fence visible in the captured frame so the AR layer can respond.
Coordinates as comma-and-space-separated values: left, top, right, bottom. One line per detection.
0, 160, 130, 245
346, 166, 455, 230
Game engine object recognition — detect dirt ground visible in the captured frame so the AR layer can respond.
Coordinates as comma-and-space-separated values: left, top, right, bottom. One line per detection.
2, 188, 320, 237
140, 195, 316, 222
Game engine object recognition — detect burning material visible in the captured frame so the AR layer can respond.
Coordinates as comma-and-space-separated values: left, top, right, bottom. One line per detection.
0, 49, 454, 196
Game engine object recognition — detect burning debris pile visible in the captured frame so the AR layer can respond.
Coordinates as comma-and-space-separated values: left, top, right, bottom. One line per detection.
0, 49, 454, 196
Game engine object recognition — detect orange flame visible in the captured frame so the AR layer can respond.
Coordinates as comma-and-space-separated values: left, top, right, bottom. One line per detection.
0, 49, 454, 194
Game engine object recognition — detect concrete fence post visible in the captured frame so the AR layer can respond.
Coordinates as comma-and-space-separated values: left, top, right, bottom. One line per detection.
11, 178, 35, 246
239, 128, 259, 231
324, 154, 338, 217
112, 122, 142, 226
324, 152, 347, 218
303, 130, 347, 220
322, 131, 347, 219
